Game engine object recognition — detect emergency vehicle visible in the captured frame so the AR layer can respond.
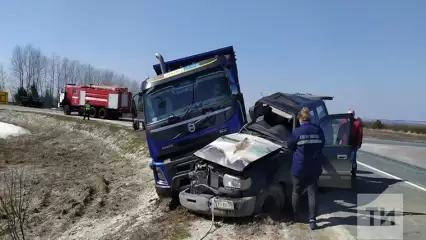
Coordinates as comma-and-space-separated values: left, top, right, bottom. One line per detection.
59, 84, 132, 119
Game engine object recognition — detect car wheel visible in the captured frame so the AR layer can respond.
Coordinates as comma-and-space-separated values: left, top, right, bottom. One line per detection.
255, 184, 285, 215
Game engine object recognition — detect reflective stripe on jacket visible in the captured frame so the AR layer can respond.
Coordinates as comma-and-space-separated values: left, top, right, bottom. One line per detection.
85, 103, 91, 111
287, 121, 326, 179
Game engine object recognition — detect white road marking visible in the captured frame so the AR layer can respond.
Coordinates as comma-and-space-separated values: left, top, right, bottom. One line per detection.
358, 161, 426, 193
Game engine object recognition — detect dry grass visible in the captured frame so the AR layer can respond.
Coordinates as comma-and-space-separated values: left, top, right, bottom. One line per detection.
0, 111, 194, 240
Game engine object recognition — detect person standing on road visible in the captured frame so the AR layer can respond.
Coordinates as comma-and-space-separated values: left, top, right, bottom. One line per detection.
287, 107, 325, 230
337, 108, 364, 178
83, 101, 91, 120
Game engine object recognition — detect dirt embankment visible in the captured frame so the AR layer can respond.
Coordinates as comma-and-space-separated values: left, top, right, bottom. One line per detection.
0, 111, 196, 240
0, 110, 354, 240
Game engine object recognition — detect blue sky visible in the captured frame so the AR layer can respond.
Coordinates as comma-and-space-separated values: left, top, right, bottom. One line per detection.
0, 0, 425, 121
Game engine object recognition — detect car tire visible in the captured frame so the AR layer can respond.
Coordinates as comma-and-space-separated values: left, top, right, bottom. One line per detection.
255, 184, 286, 215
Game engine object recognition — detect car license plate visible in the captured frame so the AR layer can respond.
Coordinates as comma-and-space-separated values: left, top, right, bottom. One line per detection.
214, 200, 234, 210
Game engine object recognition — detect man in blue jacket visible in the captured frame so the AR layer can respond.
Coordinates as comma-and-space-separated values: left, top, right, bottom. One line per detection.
287, 107, 325, 230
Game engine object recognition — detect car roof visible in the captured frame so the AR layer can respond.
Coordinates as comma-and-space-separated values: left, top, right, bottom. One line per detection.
255, 92, 333, 115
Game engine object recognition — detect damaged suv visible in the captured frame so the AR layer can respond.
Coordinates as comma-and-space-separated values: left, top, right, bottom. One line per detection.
179, 92, 355, 217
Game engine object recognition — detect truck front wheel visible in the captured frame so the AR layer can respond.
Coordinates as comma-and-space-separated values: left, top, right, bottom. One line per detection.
63, 105, 71, 115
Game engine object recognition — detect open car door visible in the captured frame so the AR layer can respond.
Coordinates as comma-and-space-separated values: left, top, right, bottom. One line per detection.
318, 113, 354, 189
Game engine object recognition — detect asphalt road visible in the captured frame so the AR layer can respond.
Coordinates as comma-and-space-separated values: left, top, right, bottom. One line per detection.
2, 104, 426, 239
317, 146, 426, 240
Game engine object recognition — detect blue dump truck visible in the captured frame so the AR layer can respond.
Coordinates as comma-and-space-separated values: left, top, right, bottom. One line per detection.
140, 46, 247, 198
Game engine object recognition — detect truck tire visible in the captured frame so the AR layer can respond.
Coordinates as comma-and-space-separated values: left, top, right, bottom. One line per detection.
63, 105, 71, 115
133, 120, 140, 130
90, 107, 97, 118
78, 107, 84, 116
98, 108, 107, 119
255, 184, 286, 215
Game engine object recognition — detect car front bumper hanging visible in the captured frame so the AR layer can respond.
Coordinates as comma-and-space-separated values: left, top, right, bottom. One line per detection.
179, 189, 257, 217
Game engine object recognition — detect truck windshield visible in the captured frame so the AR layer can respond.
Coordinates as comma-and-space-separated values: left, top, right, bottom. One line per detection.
144, 70, 231, 124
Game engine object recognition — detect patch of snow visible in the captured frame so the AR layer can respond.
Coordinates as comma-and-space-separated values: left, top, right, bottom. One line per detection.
0, 122, 30, 138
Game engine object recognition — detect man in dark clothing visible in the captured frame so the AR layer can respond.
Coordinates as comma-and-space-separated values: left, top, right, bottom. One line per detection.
83, 101, 91, 120
336, 109, 363, 177
287, 107, 325, 230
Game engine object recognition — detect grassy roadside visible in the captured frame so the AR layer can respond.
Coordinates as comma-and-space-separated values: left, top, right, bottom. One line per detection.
363, 120, 426, 142
0, 110, 196, 240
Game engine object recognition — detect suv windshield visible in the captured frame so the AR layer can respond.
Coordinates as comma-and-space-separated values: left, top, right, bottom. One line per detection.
144, 70, 231, 124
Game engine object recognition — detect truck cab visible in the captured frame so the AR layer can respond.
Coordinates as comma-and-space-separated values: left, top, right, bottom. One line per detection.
142, 46, 247, 198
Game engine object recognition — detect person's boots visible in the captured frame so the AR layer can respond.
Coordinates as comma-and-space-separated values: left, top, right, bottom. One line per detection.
310, 219, 318, 230
351, 166, 357, 178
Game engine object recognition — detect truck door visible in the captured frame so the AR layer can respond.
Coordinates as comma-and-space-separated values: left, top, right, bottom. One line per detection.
318, 113, 354, 189
224, 68, 247, 124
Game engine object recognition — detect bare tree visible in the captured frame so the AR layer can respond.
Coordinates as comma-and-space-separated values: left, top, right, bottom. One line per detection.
67, 60, 79, 84
101, 70, 114, 85
23, 44, 39, 90
60, 58, 69, 85
0, 168, 34, 240
129, 79, 139, 94
8, 44, 139, 101
10, 46, 26, 89
82, 64, 94, 84
47, 55, 60, 99
92, 68, 102, 85
0, 64, 7, 90
38, 56, 49, 94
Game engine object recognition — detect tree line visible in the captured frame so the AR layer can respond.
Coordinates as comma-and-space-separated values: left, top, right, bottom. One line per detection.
363, 119, 426, 134
0, 44, 140, 107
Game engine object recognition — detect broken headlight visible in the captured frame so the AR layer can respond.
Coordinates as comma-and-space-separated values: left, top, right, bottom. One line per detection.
223, 174, 251, 190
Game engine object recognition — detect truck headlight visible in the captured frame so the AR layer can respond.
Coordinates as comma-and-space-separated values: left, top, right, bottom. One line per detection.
223, 174, 251, 190
155, 167, 168, 185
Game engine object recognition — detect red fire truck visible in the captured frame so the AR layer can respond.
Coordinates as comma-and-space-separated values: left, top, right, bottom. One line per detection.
59, 84, 132, 119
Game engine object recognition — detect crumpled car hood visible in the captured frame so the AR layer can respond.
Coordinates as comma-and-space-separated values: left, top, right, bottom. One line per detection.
194, 133, 282, 172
